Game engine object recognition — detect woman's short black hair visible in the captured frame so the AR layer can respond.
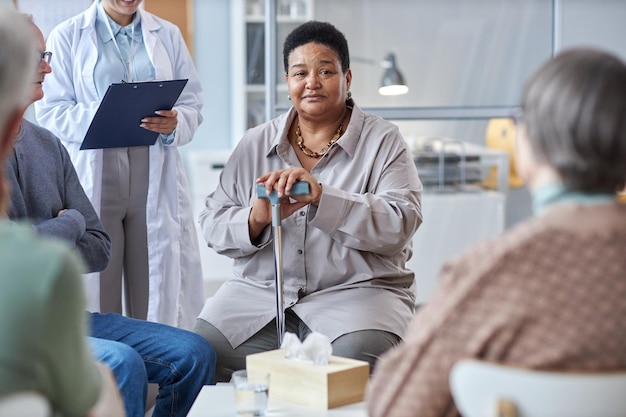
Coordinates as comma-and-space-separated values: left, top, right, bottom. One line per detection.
282, 21, 350, 74
522, 48, 626, 193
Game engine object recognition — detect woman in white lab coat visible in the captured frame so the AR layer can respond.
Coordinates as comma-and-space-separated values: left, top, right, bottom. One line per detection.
34, 0, 204, 330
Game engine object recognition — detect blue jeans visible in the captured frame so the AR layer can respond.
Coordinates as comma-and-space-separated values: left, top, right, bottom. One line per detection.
89, 336, 147, 417
89, 312, 216, 417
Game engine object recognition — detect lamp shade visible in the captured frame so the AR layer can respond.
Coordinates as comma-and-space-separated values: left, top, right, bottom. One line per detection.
378, 53, 409, 96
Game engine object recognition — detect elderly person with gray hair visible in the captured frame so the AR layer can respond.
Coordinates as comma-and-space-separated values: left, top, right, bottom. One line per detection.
0, 7, 123, 417
367, 48, 626, 417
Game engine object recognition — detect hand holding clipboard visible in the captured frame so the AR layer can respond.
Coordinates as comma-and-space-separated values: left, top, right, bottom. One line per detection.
80, 79, 188, 150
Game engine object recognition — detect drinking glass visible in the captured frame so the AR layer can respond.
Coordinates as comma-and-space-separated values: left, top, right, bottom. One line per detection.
231, 369, 270, 416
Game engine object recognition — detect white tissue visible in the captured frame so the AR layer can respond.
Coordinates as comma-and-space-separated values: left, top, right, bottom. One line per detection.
280, 332, 332, 365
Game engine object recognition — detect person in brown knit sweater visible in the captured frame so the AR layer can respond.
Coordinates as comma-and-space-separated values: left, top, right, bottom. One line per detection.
367, 47, 626, 417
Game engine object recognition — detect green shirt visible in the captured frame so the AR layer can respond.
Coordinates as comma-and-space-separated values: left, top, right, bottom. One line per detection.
0, 221, 101, 417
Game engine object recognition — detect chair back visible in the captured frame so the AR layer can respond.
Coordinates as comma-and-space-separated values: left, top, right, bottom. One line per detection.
0, 392, 50, 417
450, 359, 626, 417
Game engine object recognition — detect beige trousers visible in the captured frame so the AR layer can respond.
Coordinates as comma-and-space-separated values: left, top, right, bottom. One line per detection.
99, 146, 150, 320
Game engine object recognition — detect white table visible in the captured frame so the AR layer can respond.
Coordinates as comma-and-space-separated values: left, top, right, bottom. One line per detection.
187, 385, 367, 417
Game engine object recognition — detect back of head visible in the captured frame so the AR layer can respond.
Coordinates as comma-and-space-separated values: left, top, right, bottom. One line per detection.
283, 21, 350, 74
0, 7, 36, 214
521, 48, 626, 194
0, 7, 35, 131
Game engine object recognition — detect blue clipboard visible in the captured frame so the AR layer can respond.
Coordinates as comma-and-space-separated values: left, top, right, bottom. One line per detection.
80, 79, 188, 150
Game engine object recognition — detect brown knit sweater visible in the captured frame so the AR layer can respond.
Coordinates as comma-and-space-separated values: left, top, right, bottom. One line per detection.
368, 201, 626, 417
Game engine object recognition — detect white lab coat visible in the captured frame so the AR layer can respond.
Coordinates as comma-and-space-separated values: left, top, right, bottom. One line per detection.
34, 2, 204, 330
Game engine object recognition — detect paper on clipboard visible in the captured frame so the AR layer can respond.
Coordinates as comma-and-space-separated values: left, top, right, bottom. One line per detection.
80, 79, 188, 150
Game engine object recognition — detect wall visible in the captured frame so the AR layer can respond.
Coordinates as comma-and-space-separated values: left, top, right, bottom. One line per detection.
184, 0, 232, 153
185, 0, 626, 230
561, 0, 626, 57
188, 0, 626, 148
10, 0, 626, 154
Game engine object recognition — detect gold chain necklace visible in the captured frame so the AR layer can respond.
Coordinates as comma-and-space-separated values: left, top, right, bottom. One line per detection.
295, 119, 345, 158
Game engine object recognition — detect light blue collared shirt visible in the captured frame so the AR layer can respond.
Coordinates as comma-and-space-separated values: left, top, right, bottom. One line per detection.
533, 182, 615, 215
94, 3, 153, 95
94, 3, 175, 144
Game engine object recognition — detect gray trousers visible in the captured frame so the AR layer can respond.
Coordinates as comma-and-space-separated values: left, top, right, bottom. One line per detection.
99, 146, 150, 320
193, 309, 401, 382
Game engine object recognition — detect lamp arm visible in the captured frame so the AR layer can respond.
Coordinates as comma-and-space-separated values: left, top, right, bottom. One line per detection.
351, 56, 392, 68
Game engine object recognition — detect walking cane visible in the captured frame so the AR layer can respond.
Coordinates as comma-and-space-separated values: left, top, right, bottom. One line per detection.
256, 181, 310, 346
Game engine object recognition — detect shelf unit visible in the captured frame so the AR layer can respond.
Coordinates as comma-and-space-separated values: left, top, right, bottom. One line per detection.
231, 0, 314, 145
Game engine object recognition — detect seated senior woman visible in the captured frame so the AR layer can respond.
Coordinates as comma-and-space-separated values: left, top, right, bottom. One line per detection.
0, 8, 123, 416
367, 48, 626, 417
194, 20, 423, 382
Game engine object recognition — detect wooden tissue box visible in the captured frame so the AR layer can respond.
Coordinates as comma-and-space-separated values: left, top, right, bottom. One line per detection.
246, 349, 369, 409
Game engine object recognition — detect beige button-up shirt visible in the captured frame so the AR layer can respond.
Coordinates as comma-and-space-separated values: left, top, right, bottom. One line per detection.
198, 102, 423, 347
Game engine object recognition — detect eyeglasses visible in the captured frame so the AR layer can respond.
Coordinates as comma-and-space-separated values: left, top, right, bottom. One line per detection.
37, 51, 52, 65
